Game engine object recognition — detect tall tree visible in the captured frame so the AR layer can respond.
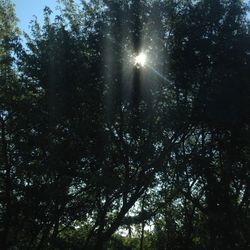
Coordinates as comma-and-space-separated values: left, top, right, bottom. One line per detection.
1, 1, 250, 249
165, 0, 250, 249
0, 0, 21, 249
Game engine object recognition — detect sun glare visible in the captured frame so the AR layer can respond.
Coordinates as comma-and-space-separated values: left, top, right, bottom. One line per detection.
134, 53, 146, 67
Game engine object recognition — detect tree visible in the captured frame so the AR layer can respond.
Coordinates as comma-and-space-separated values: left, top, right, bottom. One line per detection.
0, 0, 21, 249
1, 0, 250, 249
16, 1, 190, 249
163, 0, 250, 249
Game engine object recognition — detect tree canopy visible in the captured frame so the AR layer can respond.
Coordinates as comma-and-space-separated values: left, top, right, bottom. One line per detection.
0, 0, 250, 249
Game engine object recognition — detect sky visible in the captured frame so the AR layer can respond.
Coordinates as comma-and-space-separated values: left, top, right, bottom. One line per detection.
13, 0, 59, 34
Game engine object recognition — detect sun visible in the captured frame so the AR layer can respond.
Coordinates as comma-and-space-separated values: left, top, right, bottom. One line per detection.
134, 52, 147, 67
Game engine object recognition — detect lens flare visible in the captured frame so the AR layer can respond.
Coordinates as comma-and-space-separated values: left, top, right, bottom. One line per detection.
134, 53, 146, 67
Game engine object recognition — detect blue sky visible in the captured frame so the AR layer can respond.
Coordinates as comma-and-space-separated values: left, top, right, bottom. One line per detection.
13, 0, 59, 33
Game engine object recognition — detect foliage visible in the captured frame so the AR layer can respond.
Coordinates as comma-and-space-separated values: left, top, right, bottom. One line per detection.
0, 0, 250, 249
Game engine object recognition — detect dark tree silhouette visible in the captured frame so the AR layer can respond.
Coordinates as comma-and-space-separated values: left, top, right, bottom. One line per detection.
0, 0, 250, 249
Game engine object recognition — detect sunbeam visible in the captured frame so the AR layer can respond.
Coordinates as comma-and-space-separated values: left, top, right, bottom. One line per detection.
134, 52, 147, 67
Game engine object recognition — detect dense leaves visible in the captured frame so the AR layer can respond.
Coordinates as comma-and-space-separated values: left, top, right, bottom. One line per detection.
0, 0, 250, 249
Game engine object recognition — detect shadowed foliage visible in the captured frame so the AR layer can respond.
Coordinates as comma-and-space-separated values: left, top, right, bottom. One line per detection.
0, 0, 250, 249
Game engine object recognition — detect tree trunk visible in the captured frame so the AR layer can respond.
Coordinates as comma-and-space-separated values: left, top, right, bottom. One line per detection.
140, 195, 145, 250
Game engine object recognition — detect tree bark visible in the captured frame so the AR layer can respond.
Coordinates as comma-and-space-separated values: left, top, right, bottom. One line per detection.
139, 195, 145, 250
